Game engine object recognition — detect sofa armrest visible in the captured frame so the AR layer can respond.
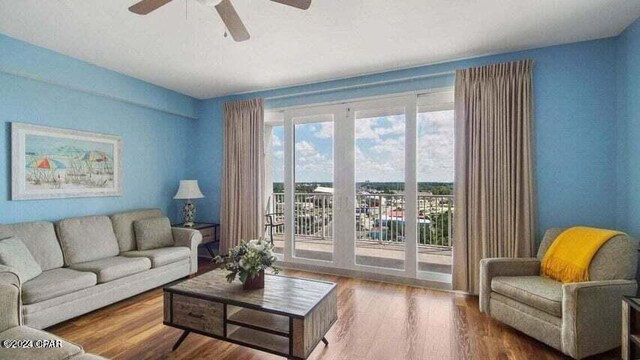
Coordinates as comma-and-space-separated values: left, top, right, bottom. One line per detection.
172, 228, 202, 275
0, 264, 20, 288
479, 257, 541, 313
562, 279, 637, 359
0, 264, 22, 330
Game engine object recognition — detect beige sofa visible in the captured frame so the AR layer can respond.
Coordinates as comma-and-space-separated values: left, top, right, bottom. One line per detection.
0, 265, 107, 359
480, 228, 638, 359
0, 208, 201, 330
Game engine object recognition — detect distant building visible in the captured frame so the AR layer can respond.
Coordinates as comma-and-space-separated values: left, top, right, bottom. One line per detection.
313, 186, 334, 194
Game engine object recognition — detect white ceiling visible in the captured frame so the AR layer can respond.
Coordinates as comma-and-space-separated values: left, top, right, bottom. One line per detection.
1, 0, 639, 99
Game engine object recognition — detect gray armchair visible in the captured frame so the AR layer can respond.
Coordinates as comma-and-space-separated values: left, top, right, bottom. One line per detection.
480, 228, 638, 359
0, 265, 107, 360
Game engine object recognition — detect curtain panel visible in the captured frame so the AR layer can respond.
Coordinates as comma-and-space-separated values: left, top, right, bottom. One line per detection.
452, 60, 536, 294
220, 98, 265, 254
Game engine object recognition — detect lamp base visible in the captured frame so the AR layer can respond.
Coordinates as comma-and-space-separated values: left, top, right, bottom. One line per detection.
182, 200, 196, 227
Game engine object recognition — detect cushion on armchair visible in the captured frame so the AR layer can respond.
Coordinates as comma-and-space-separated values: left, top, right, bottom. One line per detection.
537, 227, 639, 281
133, 217, 174, 250
0, 237, 42, 282
491, 275, 562, 317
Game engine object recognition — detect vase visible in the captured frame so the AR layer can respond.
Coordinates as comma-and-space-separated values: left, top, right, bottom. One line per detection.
243, 270, 265, 290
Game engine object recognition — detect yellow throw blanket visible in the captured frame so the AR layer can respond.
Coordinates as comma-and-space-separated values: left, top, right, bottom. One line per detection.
541, 226, 624, 283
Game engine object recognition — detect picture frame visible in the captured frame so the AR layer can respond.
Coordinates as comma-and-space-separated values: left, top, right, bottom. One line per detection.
11, 122, 122, 200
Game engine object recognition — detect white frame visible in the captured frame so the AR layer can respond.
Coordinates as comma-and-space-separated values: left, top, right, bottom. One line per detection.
270, 88, 454, 282
11, 122, 123, 200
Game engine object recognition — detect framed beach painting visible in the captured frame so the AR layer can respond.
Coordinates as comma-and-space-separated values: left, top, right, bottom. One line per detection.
11, 123, 122, 200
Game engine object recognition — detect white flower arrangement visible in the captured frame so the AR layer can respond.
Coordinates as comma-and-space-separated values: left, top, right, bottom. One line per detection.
215, 238, 279, 284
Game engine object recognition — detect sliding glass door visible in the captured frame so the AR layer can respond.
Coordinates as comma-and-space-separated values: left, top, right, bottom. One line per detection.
350, 97, 415, 273
270, 90, 453, 281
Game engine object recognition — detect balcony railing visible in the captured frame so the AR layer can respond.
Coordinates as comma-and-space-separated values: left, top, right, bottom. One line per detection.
268, 193, 453, 248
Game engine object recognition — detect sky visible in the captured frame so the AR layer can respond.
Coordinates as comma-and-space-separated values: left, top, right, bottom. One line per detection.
270, 110, 454, 184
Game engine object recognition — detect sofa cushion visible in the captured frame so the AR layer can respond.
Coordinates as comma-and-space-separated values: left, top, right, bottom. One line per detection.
122, 246, 190, 268
0, 221, 64, 270
491, 276, 562, 317
110, 208, 164, 252
23, 268, 97, 305
0, 237, 42, 282
71, 256, 151, 283
134, 217, 174, 251
57, 216, 120, 265
0, 326, 83, 360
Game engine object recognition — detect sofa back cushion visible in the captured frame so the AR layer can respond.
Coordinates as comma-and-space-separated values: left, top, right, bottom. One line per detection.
538, 227, 639, 281
0, 222, 64, 271
56, 216, 120, 265
110, 209, 164, 252
0, 237, 42, 282
134, 217, 174, 250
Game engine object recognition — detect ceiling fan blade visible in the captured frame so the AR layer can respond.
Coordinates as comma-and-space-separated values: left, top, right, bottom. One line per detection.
129, 0, 174, 15
270, 0, 311, 10
215, 0, 250, 42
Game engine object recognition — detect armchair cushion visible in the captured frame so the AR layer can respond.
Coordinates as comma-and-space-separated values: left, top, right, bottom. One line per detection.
536, 227, 639, 281
0, 237, 42, 283
134, 217, 174, 251
492, 276, 562, 317
479, 257, 541, 313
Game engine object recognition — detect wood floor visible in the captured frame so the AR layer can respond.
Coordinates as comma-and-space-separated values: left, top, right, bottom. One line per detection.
49, 260, 617, 360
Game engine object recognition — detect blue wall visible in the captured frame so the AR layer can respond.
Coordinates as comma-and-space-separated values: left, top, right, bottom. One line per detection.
3, 18, 639, 239
197, 38, 621, 241
0, 35, 199, 224
617, 18, 640, 237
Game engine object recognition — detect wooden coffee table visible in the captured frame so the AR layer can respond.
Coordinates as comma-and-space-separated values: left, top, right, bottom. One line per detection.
163, 269, 337, 359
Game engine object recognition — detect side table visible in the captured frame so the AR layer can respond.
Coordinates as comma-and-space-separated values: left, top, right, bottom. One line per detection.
623, 296, 640, 360
173, 222, 219, 258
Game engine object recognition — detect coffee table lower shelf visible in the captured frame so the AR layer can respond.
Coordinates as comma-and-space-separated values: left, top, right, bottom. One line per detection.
163, 286, 337, 360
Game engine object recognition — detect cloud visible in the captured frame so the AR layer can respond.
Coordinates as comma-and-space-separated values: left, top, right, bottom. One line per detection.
314, 122, 334, 139
269, 110, 454, 184
417, 110, 454, 182
294, 140, 333, 182
271, 132, 282, 147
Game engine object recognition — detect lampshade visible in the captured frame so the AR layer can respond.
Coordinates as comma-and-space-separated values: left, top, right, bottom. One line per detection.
173, 180, 205, 200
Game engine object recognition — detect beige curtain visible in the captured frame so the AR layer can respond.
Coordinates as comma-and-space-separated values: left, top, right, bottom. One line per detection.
452, 60, 536, 294
220, 98, 265, 254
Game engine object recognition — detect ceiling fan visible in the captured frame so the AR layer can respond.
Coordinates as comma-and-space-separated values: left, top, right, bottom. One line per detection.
128, 0, 311, 42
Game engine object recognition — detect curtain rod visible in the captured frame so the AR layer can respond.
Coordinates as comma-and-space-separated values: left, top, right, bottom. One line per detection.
264, 70, 456, 101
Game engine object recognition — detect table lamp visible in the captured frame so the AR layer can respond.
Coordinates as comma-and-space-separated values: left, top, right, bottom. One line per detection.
174, 180, 205, 227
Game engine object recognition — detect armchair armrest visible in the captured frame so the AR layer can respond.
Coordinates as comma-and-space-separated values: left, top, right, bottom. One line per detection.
172, 228, 202, 275
479, 257, 541, 313
0, 264, 22, 330
561, 279, 637, 359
